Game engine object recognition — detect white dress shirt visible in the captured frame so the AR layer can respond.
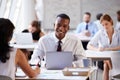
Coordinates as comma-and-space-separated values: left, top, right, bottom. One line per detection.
88, 29, 120, 48
30, 32, 85, 65
75, 22, 98, 37
94, 20, 103, 30
115, 22, 120, 30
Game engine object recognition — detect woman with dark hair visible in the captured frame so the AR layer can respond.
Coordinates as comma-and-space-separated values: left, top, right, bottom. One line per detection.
87, 14, 120, 80
0, 18, 40, 79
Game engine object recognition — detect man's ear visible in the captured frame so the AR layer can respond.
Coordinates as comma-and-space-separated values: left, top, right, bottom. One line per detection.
54, 23, 55, 29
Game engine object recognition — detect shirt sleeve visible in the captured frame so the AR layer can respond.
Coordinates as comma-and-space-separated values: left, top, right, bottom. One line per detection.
73, 38, 85, 60
118, 31, 120, 46
75, 24, 82, 33
88, 30, 101, 47
91, 23, 98, 37
30, 38, 45, 64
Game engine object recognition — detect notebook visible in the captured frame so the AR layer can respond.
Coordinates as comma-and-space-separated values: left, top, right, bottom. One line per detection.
46, 51, 73, 70
15, 33, 33, 44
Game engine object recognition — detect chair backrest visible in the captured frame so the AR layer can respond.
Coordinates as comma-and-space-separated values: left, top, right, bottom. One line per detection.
0, 75, 12, 80
110, 51, 120, 76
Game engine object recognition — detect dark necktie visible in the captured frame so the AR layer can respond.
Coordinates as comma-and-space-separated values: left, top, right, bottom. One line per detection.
85, 24, 88, 30
57, 40, 62, 52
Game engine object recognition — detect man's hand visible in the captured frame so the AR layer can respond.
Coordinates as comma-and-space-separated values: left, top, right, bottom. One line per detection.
84, 30, 91, 37
98, 47, 105, 51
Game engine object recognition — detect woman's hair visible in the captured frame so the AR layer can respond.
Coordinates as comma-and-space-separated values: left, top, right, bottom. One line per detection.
31, 20, 41, 32
100, 14, 113, 25
0, 18, 15, 63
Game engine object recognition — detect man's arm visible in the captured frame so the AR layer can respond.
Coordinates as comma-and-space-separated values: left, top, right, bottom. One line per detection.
73, 38, 85, 60
30, 39, 45, 64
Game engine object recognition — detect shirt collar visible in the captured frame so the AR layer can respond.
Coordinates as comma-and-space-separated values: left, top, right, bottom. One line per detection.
53, 32, 66, 44
83, 22, 91, 25
102, 28, 116, 37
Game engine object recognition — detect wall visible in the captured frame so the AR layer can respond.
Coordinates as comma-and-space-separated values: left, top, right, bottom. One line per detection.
80, 0, 120, 24
42, 0, 120, 31
43, 0, 81, 30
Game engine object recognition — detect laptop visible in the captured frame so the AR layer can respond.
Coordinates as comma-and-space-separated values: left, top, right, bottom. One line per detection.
46, 51, 73, 70
15, 33, 33, 44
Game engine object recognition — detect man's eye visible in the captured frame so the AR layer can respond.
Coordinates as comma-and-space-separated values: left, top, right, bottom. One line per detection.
57, 24, 61, 27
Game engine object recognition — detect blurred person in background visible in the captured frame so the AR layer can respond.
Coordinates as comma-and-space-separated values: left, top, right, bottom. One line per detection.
23, 20, 44, 41
75, 12, 98, 50
76, 12, 98, 37
87, 14, 120, 80
22, 20, 45, 60
115, 10, 120, 30
94, 13, 103, 30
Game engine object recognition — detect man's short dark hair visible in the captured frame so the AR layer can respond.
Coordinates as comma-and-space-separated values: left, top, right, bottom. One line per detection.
96, 13, 103, 20
57, 13, 70, 21
117, 10, 120, 15
84, 12, 91, 16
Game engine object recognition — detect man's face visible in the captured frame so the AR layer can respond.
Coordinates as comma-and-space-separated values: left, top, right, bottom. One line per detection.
117, 14, 120, 22
54, 17, 69, 40
83, 14, 91, 23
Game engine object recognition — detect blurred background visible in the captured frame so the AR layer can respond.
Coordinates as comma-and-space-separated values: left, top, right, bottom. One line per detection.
0, 0, 120, 33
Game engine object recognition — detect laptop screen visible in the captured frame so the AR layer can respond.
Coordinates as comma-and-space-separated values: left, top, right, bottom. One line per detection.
46, 51, 73, 70
15, 33, 33, 44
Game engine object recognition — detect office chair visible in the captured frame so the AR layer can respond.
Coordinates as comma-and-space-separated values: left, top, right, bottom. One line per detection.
110, 51, 120, 80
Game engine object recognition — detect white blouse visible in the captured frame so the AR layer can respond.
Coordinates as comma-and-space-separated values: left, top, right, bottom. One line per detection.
88, 29, 120, 48
0, 48, 17, 80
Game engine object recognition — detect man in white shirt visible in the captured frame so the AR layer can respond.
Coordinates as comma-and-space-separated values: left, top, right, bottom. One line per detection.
75, 12, 98, 50
30, 13, 85, 67
115, 10, 120, 30
76, 12, 98, 37
94, 13, 103, 30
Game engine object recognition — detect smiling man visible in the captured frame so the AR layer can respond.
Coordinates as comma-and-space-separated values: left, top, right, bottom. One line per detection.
30, 13, 85, 67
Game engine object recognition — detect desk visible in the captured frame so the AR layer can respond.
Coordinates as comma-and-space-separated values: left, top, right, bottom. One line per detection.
16, 67, 96, 80
74, 34, 91, 50
74, 34, 91, 42
85, 50, 113, 61
85, 50, 120, 80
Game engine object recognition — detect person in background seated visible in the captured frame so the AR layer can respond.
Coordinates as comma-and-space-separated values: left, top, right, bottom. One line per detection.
94, 13, 103, 30
0, 18, 40, 80
23, 20, 44, 42
75, 12, 98, 37
30, 13, 85, 67
115, 10, 120, 30
94, 13, 104, 70
75, 12, 98, 50
87, 14, 120, 80
22, 20, 44, 60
